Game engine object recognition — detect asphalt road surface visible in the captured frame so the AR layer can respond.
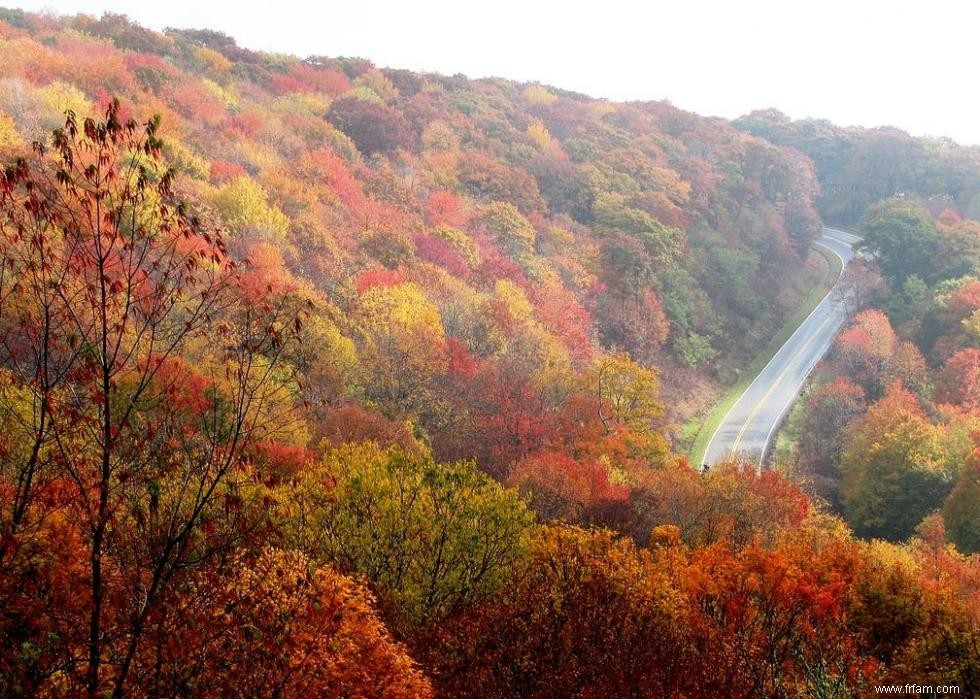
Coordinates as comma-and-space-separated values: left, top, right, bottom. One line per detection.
701, 228, 859, 468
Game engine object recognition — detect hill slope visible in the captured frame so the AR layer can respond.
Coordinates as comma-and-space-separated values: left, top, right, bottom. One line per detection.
0, 10, 828, 471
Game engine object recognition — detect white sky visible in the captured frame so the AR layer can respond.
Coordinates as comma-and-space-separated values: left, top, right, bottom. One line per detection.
7, 0, 980, 145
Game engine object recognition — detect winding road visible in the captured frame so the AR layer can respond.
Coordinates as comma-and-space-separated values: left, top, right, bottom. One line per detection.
701, 227, 859, 467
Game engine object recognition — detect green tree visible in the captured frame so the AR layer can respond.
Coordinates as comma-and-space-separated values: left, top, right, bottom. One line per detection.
860, 199, 939, 284
674, 332, 718, 368
840, 384, 954, 540
942, 447, 980, 554
478, 201, 537, 260
593, 191, 681, 263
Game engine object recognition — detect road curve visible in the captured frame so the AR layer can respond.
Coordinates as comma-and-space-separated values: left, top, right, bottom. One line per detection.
701, 227, 859, 467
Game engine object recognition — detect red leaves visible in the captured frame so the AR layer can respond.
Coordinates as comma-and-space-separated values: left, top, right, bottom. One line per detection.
414, 232, 469, 277
150, 356, 215, 415
209, 159, 247, 182
246, 438, 315, 483
355, 267, 404, 294
269, 63, 350, 96
445, 338, 478, 380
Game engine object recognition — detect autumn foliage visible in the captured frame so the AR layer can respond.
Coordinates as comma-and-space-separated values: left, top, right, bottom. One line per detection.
0, 9, 977, 697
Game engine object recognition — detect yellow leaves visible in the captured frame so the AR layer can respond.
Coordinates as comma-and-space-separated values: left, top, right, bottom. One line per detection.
200, 78, 238, 109
493, 279, 534, 323
342, 84, 385, 104
522, 84, 558, 106
526, 120, 563, 158
588, 352, 664, 433
192, 45, 232, 75
589, 101, 616, 119
233, 138, 282, 172
304, 312, 358, 381
963, 309, 980, 341
421, 122, 461, 186
864, 538, 921, 575
38, 81, 91, 124
0, 368, 39, 467
353, 68, 399, 102
540, 224, 574, 249
212, 175, 290, 239
353, 282, 447, 410
359, 282, 442, 332
421, 121, 459, 153
646, 165, 692, 206
161, 140, 209, 180
325, 127, 360, 163
0, 113, 19, 147
285, 444, 534, 626
650, 524, 683, 550
271, 91, 331, 118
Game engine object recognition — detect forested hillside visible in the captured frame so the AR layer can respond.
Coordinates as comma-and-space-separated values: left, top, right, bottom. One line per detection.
736, 108, 980, 225
0, 9, 977, 697
0, 9, 829, 440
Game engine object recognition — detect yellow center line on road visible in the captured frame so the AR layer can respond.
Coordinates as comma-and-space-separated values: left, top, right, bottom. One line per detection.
729, 311, 836, 457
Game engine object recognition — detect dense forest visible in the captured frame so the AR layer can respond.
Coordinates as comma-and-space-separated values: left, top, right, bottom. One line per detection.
735, 108, 980, 226
0, 9, 977, 697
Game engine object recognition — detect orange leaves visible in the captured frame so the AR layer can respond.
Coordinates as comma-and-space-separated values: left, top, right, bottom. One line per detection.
423, 189, 465, 227
833, 309, 906, 399
633, 461, 811, 549
208, 158, 246, 182
238, 240, 298, 300
269, 64, 351, 97
676, 537, 874, 696
422, 524, 891, 698
508, 452, 629, 522
148, 356, 215, 416
945, 281, 980, 324
317, 404, 426, 457
157, 548, 433, 697
837, 308, 896, 359
419, 524, 689, 698
0, 14, 977, 697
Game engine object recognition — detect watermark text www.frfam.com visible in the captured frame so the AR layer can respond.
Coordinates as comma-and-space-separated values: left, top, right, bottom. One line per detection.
874, 685, 961, 695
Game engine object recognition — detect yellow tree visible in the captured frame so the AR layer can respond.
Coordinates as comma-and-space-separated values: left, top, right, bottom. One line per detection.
274, 443, 534, 628
211, 175, 290, 239
353, 282, 447, 415
587, 352, 664, 434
